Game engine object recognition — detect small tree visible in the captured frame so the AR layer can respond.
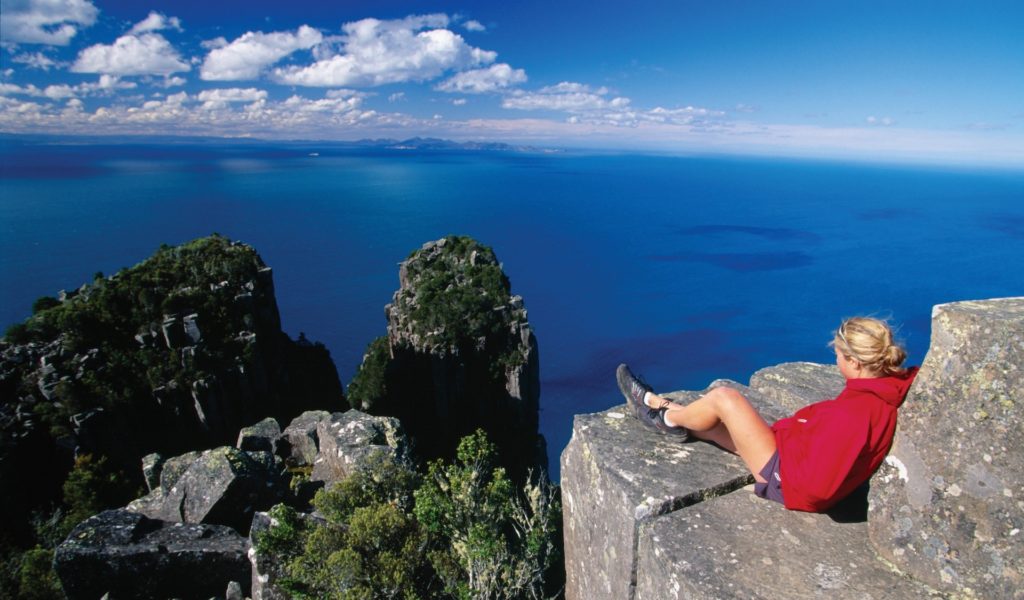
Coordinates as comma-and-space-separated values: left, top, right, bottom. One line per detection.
259, 455, 434, 599
414, 430, 560, 600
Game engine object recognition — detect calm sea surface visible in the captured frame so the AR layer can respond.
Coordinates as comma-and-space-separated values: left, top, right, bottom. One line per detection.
2, 138, 1022, 476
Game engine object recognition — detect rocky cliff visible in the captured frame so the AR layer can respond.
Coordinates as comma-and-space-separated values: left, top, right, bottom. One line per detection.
349, 235, 545, 479
53, 408, 408, 599
561, 297, 1023, 600
0, 235, 344, 542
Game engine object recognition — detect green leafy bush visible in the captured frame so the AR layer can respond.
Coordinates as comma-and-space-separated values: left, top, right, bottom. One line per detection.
415, 430, 561, 600
347, 336, 391, 411
257, 432, 562, 600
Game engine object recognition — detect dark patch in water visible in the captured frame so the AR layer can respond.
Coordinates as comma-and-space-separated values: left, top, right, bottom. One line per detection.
676, 224, 819, 242
648, 251, 814, 271
857, 208, 918, 221
981, 214, 1024, 240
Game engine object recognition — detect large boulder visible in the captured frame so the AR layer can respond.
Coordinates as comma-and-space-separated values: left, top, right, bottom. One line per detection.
128, 446, 287, 533
311, 410, 411, 486
869, 298, 1024, 598
53, 509, 250, 600
561, 381, 785, 600
237, 416, 281, 453
277, 410, 331, 467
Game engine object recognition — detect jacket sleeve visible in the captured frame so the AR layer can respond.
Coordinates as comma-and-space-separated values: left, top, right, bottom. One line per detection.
780, 400, 870, 507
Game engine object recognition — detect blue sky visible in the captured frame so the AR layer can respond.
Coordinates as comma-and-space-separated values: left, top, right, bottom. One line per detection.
1, 0, 1022, 166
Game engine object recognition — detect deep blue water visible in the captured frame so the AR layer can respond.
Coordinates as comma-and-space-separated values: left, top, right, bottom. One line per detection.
2, 138, 1023, 477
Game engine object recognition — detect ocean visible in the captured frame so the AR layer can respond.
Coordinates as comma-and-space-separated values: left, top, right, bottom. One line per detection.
2, 137, 1022, 476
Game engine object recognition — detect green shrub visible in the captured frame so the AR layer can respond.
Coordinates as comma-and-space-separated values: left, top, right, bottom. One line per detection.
31, 296, 60, 315
347, 336, 391, 411
16, 547, 62, 600
414, 430, 561, 600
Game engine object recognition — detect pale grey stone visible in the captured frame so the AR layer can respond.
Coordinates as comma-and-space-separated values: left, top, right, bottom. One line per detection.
636, 490, 937, 599
561, 381, 784, 600
310, 410, 410, 485
868, 297, 1024, 599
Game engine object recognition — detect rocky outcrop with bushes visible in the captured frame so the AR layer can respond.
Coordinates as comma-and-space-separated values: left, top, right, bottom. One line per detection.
0, 236, 344, 526
348, 236, 545, 479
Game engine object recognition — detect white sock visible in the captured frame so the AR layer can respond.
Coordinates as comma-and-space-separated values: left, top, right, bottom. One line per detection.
662, 410, 679, 428
643, 391, 655, 408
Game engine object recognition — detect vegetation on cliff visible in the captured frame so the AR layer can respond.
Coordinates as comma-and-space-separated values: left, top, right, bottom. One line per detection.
0, 235, 343, 599
257, 430, 561, 599
349, 236, 543, 481
3, 234, 560, 599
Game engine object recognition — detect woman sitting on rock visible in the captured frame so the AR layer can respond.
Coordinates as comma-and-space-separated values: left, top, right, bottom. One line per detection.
616, 317, 918, 512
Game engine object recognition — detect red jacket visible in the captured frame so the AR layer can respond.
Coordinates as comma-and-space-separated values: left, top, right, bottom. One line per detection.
772, 367, 918, 512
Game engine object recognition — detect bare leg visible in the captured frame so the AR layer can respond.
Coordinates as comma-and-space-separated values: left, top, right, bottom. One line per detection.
648, 386, 776, 482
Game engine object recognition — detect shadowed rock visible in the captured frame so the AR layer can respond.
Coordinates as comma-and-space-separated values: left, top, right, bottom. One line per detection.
277, 410, 331, 467
54, 509, 250, 600
237, 416, 281, 453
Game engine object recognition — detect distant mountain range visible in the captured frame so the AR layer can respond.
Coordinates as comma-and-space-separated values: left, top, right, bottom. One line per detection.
0, 133, 556, 154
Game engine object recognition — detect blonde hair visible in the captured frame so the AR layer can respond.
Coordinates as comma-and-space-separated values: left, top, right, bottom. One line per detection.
831, 317, 907, 376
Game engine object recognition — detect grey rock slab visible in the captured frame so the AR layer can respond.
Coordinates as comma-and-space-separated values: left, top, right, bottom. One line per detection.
748, 361, 845, 415
54, 509, 250, 600
278, 409, 330, 467
128, 446, 286, 534
311, 409, 410, 485
635, 489, 940, 600
561, 381, 785, 600
237, 416, 281, 453
869, 297, 1024, 599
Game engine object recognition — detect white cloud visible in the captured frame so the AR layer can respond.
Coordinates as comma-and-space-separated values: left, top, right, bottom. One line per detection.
501, 81, 726, 128
436, 63, 526, 94
198, 87, 268, 110
0, 0, 98, 45
129, 11, 182, 35
0, 73, 135, 99
325, 88, 360, 99
463, 20, 486, 32
502, 82, 628, 111
866, 115, 895, 126
72, 31, 190, 76
273, 14, 496, 87
452, 98, 467, 106
200, 25, 322, 81
0, 82, 40, 96
160, 76, 187, 88
202, 37, 228, 50
42, 83, 75, 99
11, 52, 58, 70
388, 92, 406, 102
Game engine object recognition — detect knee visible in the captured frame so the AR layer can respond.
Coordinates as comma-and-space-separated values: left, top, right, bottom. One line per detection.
707, 385, 749, 412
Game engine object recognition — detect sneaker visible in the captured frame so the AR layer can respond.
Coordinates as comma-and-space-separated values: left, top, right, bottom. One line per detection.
616, 364, 689, 438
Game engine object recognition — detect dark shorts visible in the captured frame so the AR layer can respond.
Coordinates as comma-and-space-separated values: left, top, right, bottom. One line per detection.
754, 450, 785, 505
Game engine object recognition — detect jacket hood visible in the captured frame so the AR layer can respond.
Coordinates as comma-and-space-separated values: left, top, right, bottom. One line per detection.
844, 366, 919, 408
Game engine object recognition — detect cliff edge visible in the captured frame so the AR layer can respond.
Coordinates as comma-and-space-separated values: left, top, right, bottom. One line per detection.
561, 297, 1023, 599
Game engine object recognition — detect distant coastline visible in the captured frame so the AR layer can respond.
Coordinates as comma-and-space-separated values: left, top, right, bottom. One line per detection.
0, 132, 557, 155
